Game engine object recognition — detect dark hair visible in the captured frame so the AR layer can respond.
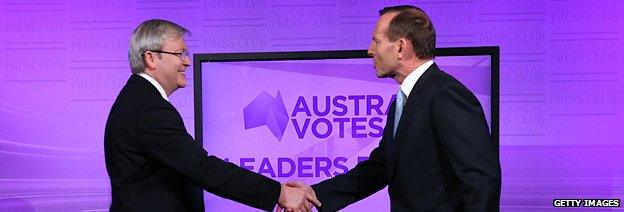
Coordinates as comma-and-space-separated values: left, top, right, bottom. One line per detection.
379, 5, 436, 58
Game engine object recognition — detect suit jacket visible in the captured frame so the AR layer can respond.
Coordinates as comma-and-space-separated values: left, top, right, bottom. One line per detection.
104, 74, 280, 211
312, 64, 501, 212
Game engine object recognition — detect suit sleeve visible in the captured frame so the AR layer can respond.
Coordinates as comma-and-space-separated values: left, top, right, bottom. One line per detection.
432, 82, 501, 212
311, 104, 393, 212
137, 97, 280, 211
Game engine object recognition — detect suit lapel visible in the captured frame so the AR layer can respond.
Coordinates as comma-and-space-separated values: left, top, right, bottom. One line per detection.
384, 99, 396, 159
393, 63, 438, 143
387, 63, 439, 181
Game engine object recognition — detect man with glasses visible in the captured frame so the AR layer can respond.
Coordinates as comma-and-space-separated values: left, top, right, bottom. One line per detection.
104, 19, 320, 212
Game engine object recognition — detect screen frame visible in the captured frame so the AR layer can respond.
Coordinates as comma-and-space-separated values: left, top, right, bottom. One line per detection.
193, 46, 500, 152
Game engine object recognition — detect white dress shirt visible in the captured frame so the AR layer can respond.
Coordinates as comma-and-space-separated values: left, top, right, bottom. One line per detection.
399, 60, 434, 98
137, 72, 169, 102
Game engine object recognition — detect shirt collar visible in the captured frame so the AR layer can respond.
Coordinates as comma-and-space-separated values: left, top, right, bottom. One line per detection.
400, 60, 434, 98
137, 72, 169, 102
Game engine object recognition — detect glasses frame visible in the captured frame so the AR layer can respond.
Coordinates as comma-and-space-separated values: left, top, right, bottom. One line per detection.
148, 50, 190, 60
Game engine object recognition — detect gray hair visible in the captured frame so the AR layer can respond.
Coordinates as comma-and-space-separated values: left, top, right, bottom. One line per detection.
129, 19, 189, 74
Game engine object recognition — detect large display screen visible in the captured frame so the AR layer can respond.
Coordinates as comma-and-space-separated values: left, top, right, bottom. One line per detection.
196, 48, 497, 211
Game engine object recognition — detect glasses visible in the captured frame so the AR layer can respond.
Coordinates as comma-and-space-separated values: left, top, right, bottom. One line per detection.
148, 50, 190, 60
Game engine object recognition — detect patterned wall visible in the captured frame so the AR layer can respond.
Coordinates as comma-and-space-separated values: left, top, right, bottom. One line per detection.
0, 0, 622, 211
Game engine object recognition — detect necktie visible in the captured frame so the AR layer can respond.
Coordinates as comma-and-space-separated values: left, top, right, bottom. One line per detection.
393, 89, 406, 138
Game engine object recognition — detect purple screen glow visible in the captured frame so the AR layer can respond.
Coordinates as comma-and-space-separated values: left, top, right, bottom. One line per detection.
200, 55, 492, 211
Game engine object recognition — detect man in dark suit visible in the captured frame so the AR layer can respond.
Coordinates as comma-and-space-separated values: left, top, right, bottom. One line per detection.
289, 5, 501, 211
104, 19, 319, 212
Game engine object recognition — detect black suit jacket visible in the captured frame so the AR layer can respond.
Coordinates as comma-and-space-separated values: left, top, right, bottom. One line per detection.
312, 64, 501, 212
104, 75, 280, 211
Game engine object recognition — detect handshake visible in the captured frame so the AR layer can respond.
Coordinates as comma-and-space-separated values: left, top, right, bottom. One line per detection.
277, 181, 321, 212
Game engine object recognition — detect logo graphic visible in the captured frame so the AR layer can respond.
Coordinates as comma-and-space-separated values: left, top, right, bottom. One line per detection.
243, 91, 288, 141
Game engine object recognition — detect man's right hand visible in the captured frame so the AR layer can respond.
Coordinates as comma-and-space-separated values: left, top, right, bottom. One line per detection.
277, 183, 321, 212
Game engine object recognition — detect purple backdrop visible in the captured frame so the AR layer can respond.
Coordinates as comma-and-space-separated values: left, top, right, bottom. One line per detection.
0, 0, 623, 211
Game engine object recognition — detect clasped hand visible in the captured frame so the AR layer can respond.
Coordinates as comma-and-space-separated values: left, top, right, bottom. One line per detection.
277, 181, 321, 212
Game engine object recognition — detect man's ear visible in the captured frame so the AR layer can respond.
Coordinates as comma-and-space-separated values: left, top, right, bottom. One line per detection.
397, 39, 405, 60
144, 51, 158, 69
397, 38, 413, 60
